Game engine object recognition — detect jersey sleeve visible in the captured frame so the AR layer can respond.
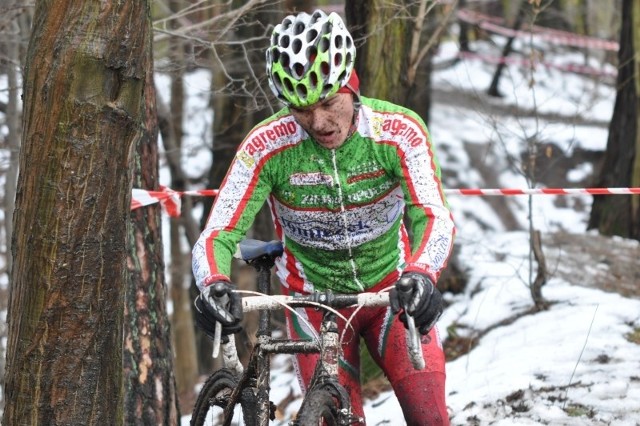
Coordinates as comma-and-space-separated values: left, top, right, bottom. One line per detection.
191, 144, 272, 290
393, 113, 456, 283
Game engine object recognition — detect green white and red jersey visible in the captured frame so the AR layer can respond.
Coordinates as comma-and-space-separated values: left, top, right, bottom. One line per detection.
192, 96, 456, 293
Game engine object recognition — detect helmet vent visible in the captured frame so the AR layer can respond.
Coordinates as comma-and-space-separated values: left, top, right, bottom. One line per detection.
346, 35, 353, 49
281, 52, 290, 68
306, 46, 317, 61
282, 18, 293, 30
294, 22, 305, 35
306, 29, 318, 43
284, 77, 294, 93
334, 35, 343, 49
309, 71, 318, 88
334, 53, 343, 66
296, 83, 308, 100
311, 11, 323, 23
321, 22, 331, 36
318, 37, 330, 53
292, 38, 302, 54
320, 61, 330, 77
293, 62, 305, 78
280, 35, 290, 48
273, 74, 283, 91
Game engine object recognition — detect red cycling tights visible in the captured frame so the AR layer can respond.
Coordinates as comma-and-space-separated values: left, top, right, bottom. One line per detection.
283, 286, 450, 425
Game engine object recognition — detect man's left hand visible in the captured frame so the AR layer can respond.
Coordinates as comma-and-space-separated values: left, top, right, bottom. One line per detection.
390, 272, 443, 335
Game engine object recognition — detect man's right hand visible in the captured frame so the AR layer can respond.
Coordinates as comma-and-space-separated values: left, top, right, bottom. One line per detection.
194, 281, 244, 339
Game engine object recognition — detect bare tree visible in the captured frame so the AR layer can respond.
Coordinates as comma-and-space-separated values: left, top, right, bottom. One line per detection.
345, 0, 451, 122
588, 0, 640, 240
160, 0, 201, 403
0, 6, 32, 407
487, 0, 528, 97
124, 38, 180, 424
3, 1, 152, 423
151, 0, 282, 376
346, 0, 413, 105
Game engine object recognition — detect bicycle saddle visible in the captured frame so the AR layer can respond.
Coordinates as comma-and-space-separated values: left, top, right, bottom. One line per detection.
236, 239, 284, 262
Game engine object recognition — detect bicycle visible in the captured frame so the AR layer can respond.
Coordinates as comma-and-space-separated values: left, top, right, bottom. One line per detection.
190, 238, 425, 426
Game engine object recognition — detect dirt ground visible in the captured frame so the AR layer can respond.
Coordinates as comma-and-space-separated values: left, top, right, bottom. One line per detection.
543, 231, 640, 299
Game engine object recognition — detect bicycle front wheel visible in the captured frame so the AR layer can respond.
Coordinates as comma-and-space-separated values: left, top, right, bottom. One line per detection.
294, 387, 342, 425
190, 368, 257, 426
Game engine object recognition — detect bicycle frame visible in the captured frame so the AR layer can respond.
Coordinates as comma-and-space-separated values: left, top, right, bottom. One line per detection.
211, 240, 425, 425
216, 254, 358, 425
217, 257, 281, 425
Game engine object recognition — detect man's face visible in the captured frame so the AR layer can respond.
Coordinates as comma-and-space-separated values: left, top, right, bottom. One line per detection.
289, 93, 355, 149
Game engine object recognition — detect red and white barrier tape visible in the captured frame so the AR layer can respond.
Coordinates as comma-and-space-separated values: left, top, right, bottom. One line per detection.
131, 186, 640, 216
131, 186, 219, 217
457, 51, 617, 78
457, 8, 619, 51
446, 187, 640, 196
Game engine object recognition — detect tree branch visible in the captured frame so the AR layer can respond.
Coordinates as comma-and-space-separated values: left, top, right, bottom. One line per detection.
407, 0, 457, 85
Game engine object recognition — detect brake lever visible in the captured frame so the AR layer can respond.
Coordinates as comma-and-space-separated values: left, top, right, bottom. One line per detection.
404, 314, 425, 370
396, 277, 426, 370
211, 282, 230, 358
212, 322, 223, 358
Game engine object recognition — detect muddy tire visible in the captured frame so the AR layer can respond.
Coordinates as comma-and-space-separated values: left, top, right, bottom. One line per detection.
295, 387, 342, 425
190, 368, 257, 426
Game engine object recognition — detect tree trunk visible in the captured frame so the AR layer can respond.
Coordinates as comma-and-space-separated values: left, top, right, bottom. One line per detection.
165, 1, 200, 400
487, 0, 528, 97
536, 0, 571, 31
155, 78, 201, 388
404, 1, 445, 124
284, 0, 314, 13
458, 0, 471, 52
2, 20, 20, 288
346, 0, 440, 123
588, 0, 640, 240
3, 1, 151, 424
345, 0, 411, 105
124, 42, 180, 424
0, 11, 28, 412
190, 2, 278, 370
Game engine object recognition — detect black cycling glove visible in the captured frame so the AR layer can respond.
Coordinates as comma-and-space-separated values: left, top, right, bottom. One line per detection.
389, 272, 443, 335
194, 281, 243, 340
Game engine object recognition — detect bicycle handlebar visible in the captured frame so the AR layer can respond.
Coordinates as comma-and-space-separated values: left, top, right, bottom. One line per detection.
232, 291, 426, 371
241, 292, 390, 312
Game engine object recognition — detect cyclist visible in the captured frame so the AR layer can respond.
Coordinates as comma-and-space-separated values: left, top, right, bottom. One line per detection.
192, 9, 455, 425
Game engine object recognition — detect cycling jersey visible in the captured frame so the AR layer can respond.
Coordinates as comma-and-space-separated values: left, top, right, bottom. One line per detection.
192, 96, 456, 293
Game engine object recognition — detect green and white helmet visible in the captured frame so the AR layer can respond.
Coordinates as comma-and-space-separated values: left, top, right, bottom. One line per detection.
266, 10, 356, 108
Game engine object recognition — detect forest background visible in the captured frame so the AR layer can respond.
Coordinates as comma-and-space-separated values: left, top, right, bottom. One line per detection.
0, 0, 638, 424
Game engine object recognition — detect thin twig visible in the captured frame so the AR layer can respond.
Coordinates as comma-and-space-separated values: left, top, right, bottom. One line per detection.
563, 304, 598, 410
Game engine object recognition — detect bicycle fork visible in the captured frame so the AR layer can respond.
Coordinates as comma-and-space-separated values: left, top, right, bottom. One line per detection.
303, 310, 363, 425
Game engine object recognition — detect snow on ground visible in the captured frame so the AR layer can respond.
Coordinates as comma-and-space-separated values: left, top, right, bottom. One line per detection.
442, 232, 640, 425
